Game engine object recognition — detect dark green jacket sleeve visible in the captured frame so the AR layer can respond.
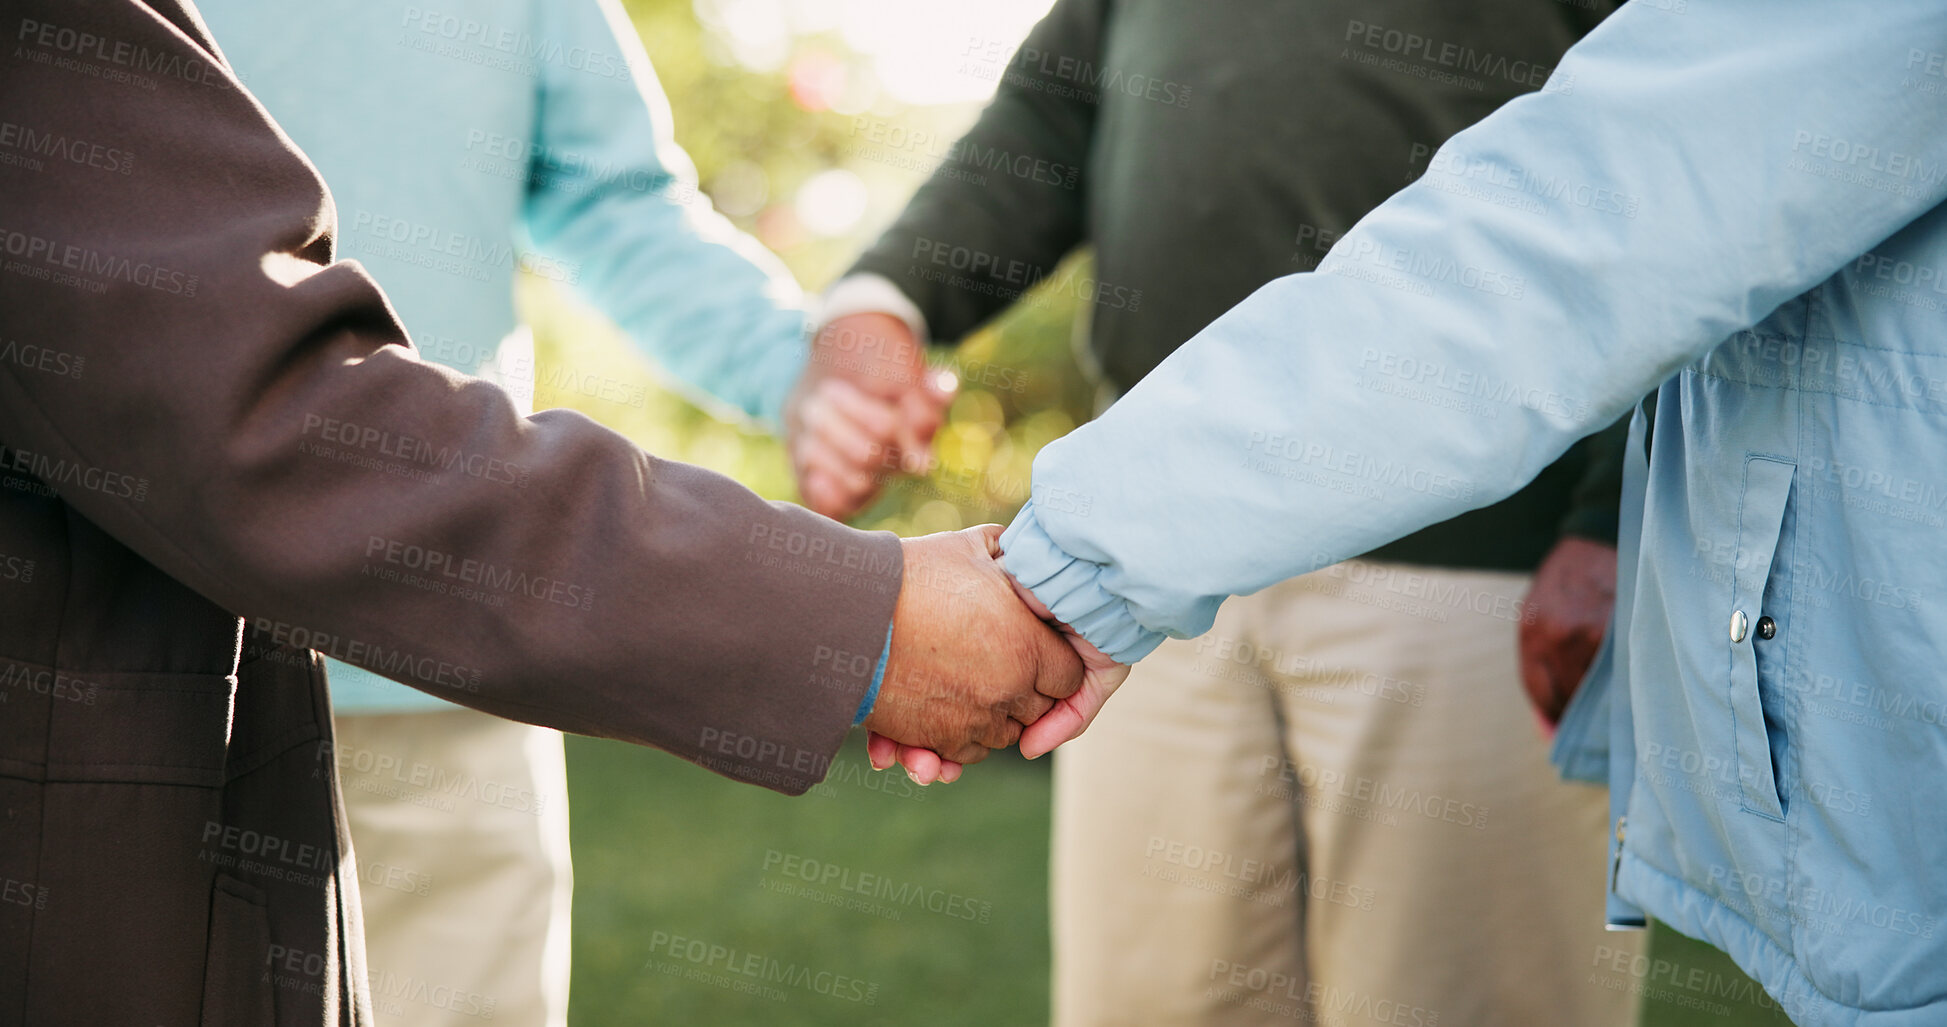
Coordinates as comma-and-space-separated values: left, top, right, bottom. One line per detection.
848, 0, 1107, 341
1557, 414, 1633, 546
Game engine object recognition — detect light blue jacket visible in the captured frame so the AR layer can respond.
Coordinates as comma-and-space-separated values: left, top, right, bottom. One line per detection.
1001, 2, 1947, 1021
199, 0, 812, 712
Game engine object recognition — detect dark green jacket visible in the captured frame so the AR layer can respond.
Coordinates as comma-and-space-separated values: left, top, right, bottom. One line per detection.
852, 0, 1627, 569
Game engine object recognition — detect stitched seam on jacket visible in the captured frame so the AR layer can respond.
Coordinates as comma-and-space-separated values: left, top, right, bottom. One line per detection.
224, 721, 324, 783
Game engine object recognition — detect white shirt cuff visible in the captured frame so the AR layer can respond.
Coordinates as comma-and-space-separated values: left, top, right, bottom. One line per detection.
817, 273, 930, 343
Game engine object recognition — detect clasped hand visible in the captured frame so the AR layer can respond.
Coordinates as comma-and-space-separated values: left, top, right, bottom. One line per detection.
863, 525, 1131, 784
785, 314, 1131, 782
784, 312, 953, 522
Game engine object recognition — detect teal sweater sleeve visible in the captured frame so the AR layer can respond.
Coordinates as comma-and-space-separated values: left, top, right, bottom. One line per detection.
520, 0, 809, 427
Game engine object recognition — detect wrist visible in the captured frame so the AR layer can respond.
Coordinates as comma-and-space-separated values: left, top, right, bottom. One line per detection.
999, 501, 1168, 664
853, 622, 893, 725
819, 273, 929, 342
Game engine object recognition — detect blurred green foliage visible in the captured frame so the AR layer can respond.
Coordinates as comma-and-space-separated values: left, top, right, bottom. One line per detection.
517, 0, 1097, 537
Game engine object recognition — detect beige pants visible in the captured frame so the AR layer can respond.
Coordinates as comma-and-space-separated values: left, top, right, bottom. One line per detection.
334, 708, 573, 1027
1052, 562, 1641, 1027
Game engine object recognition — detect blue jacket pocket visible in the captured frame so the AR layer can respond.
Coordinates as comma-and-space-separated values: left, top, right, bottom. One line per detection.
1729, 456, 1795, 820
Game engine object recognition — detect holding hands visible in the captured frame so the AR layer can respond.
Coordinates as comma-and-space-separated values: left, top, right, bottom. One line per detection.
786, 312, 1131, 781
785, 313, 955, 521
866, 526, 1082, 769
865, 526, 1132, 784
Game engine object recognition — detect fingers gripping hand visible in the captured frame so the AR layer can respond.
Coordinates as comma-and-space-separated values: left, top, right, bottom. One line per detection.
860, 525, 1080, 782
793, 377, 900, 519
1001, 570, 1133, 759
863, 530, 1129, 781
785, 313, 956, 521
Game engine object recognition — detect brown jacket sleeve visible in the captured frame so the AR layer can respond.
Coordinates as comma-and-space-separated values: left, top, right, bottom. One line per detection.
0, 0, 899, 794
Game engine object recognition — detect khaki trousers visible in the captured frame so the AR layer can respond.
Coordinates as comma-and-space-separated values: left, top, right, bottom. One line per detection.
333, 708, 573, 1027
1052, 562, 1641, 1027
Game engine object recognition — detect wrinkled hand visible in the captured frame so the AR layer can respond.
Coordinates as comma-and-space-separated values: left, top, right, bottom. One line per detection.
868, 545, 1132, 783
785, 313, 956, 521
1518, 536, 1617, 729
861, 525, 1083, 773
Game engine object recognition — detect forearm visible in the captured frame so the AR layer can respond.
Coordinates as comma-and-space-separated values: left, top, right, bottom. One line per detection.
1004, 0, 1947, 660
0, 0, 896, 794
523, 0, 810, 426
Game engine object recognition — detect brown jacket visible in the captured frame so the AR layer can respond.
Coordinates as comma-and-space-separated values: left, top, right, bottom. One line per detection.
0, 0, 902, 1022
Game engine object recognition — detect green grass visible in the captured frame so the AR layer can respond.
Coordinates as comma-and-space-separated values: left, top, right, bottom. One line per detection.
565, 732, 1053, 1026
566, 734, 1800, 1027
1636, 923, 1796, 1027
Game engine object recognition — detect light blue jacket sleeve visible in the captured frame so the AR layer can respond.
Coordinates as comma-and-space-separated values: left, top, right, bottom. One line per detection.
521, 0, 809, 427
1001, 0, 1947, 663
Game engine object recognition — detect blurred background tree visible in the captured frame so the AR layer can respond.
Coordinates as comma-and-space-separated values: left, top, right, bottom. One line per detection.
515, 1, 1115, 1023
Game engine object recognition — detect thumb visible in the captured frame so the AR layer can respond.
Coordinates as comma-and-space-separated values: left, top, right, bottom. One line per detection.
1030, 623, 1085, 704
1021, 639, 1132, 759
971, 522, 1006, 556
1020, 676, 1105, 759
1019, 702, 1085, 760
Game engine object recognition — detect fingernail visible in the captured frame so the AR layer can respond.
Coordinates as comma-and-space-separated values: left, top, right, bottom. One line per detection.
905, 768, 929, 786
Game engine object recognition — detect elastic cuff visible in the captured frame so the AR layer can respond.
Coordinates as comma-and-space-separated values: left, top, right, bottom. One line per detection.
853, 622, 893, 725
999, 501, 1167, 664
818, 273, 930, 342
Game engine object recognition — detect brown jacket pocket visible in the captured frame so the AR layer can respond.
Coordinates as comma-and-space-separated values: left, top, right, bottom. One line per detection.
203, 874, 276, 1027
